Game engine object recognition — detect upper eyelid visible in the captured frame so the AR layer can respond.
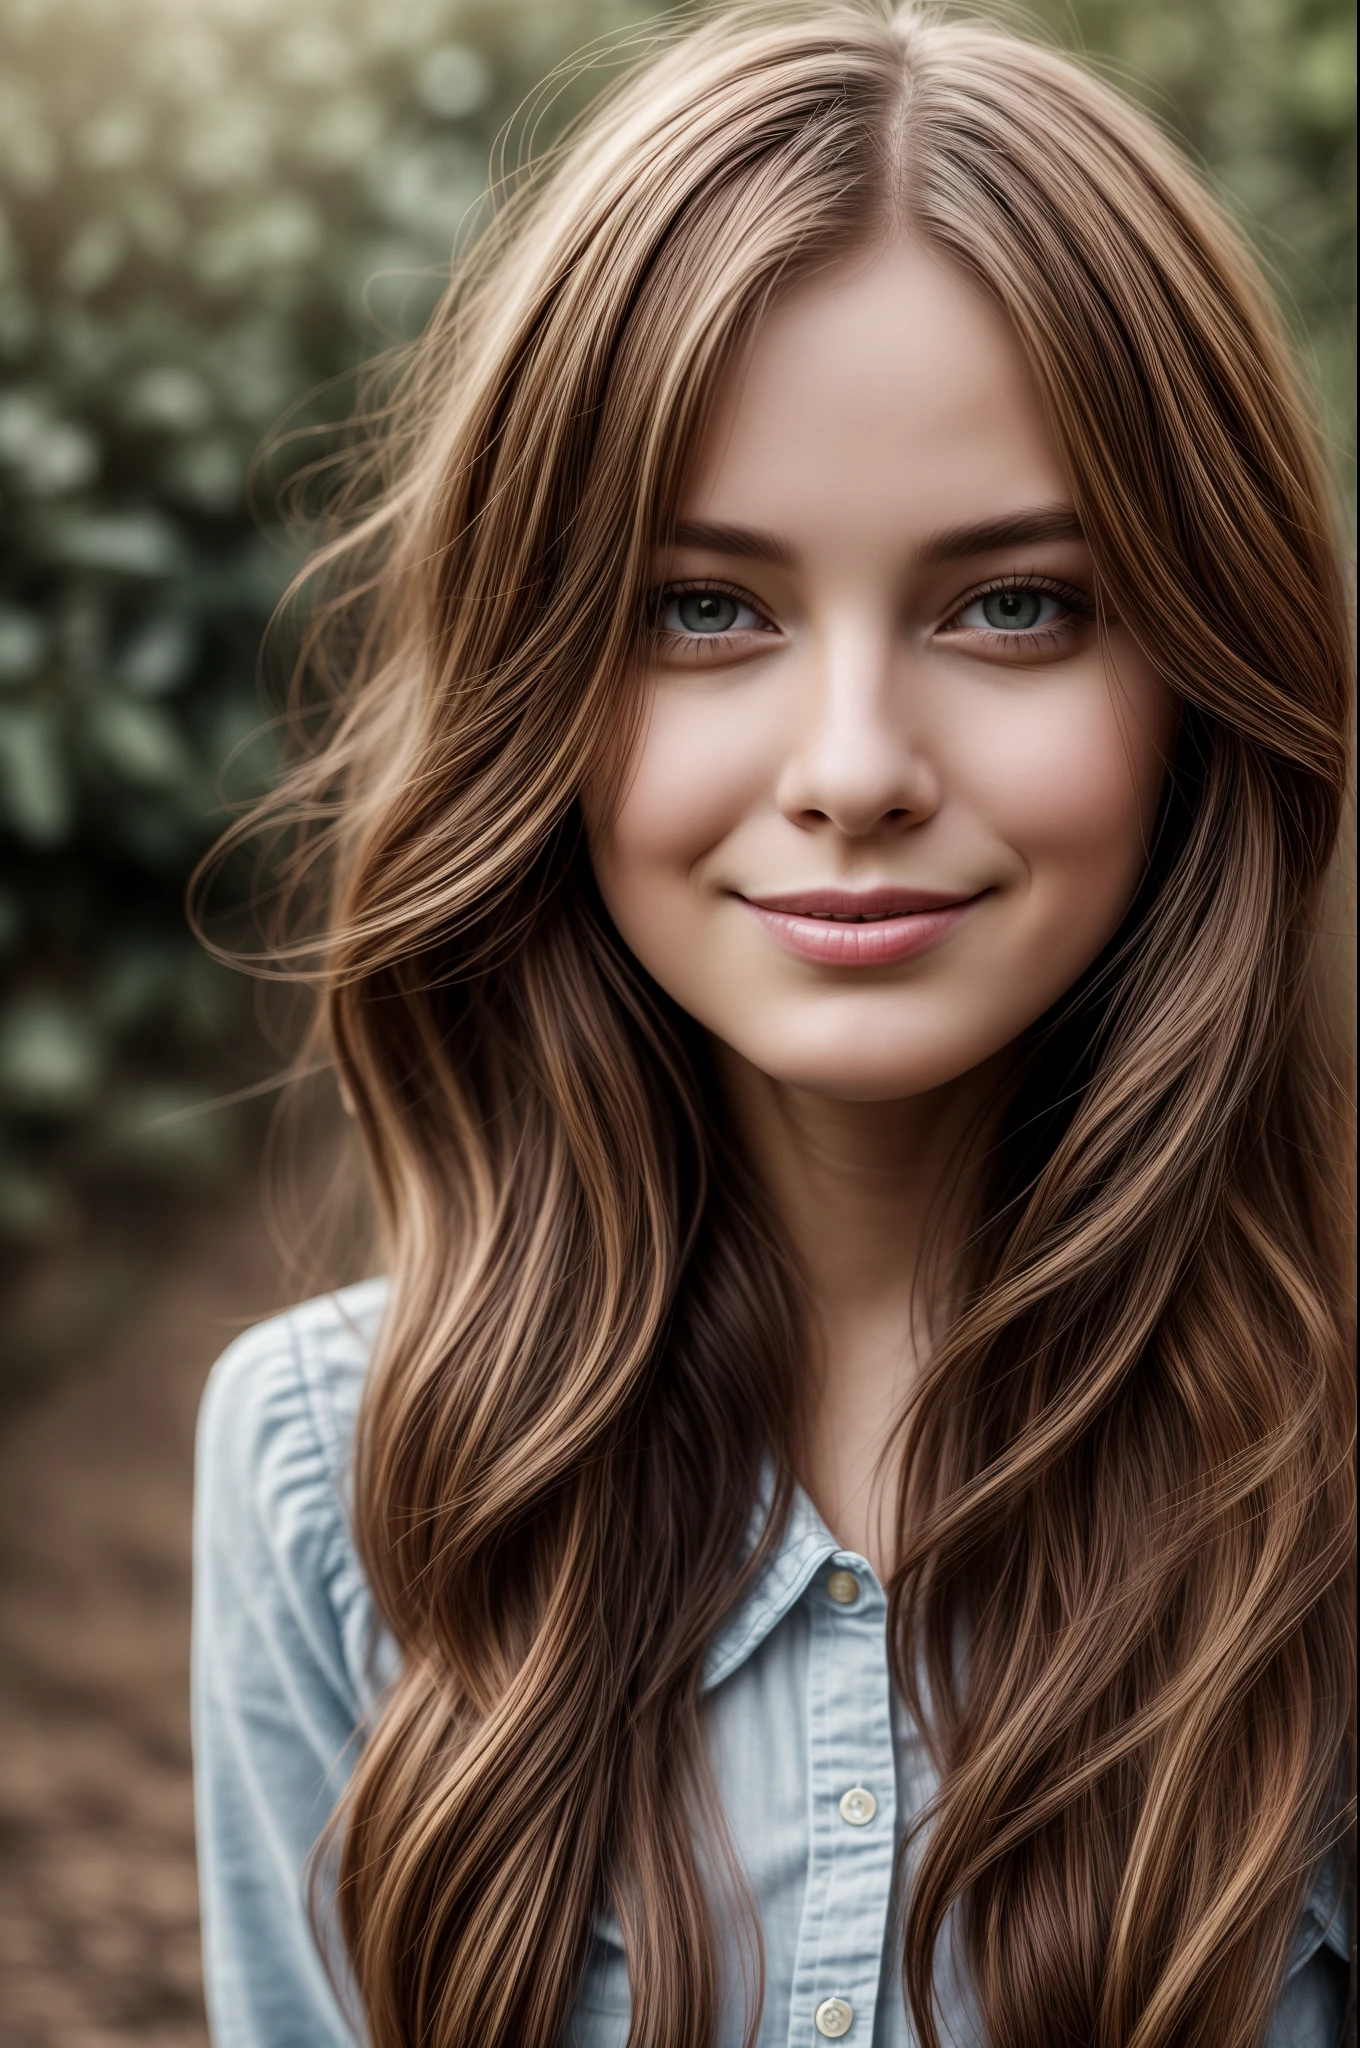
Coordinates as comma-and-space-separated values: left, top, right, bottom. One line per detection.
654, 575, 765, 600
938, 574, 1094, 630
944, 570, 1091, 606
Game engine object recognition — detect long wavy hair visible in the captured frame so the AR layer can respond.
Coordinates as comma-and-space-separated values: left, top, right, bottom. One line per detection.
205, 5, 1356, 2044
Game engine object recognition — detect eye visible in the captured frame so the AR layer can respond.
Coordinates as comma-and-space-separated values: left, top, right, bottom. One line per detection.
938, 574, 1095, 658
656, 583, 768, 637
955, 587, 1066, 633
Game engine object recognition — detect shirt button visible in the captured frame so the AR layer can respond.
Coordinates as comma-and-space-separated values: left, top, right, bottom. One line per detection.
826, 1569, 860, 1605
815, 1996, 854, 2037
838, 1785, 876, 1826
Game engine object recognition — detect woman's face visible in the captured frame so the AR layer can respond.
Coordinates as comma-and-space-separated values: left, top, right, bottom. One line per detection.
585, 242, 1178, 1102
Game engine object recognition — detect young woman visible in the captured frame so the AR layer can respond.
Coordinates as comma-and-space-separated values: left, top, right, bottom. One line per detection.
191, 6, 1355, 2045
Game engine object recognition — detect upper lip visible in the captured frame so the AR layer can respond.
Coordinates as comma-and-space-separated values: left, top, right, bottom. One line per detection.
739, 886, 979, 919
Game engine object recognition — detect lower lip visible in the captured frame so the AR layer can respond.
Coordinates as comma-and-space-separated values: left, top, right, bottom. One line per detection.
741, 898, 980, 966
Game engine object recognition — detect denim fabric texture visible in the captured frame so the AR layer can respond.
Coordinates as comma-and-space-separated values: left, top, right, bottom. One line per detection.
193, 1282, 1351, 2047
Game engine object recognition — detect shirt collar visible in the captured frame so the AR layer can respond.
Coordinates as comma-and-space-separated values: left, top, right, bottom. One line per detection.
1297, 1839, 1351, 1968
702, 1474, 876, 1693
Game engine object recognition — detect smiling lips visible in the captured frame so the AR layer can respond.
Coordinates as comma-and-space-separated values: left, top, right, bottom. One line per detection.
740, 886, 982, 966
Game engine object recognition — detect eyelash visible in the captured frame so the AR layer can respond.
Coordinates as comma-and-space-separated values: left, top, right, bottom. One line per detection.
647, 572, 1097, 652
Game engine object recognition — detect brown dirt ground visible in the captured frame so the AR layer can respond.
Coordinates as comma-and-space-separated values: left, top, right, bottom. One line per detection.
0, 1194, 304, 2048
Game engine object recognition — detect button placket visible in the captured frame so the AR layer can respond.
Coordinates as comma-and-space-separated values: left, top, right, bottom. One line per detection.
785, 1558, 898, 2047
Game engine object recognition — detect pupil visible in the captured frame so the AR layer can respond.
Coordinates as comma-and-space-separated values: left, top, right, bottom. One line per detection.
983, 590, 1042, 630
678, 591, 738, 633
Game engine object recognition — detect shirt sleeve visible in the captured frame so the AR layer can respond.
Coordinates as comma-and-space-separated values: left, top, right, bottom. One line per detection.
192, 1315, 372, 2048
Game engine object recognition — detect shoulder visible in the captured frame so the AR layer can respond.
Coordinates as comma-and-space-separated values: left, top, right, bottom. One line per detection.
194, 1277, 393, 1712
197, 1275, 389, 1493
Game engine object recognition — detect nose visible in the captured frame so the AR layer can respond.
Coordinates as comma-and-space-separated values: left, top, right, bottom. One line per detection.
775, 621, 939, 837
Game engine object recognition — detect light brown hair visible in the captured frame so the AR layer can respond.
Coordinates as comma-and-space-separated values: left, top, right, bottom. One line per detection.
205, 5, 1356, 2043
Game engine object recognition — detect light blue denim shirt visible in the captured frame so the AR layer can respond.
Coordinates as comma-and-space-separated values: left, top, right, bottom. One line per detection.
193, 1281, 1350, 2047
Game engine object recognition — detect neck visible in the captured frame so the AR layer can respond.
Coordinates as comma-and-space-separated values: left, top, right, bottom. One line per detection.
714, 1044, 1007, 1577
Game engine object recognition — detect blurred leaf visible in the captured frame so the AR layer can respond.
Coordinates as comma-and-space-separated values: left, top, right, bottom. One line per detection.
0, 78, 58, 193
43, 509, 183, 576
162, 433, 246, 510
0, 996, 104, 1112
269, 22, 356, 90
76, 101, 152, 175
193, 194, 326, 289
416, 45, 493, 118
0, 390, 100, 493
60, 217, 129, 295
0, 704, 72, 843
115, 613, 197, 696
177, 97, 275, 190
1291, 23, 1357, 127
123, 365, 216, 433
86, 695, 195, 787
0, 605, 47, 686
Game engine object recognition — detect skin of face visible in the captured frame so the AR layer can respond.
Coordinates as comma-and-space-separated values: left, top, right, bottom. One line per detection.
584, 239, 1179, 1109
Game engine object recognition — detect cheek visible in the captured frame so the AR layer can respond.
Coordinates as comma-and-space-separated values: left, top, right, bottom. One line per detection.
593, 685, 767, 878
958, 656, 1173, 887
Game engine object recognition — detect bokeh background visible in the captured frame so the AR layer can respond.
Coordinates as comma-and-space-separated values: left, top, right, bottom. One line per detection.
0, 0, 1352, 2041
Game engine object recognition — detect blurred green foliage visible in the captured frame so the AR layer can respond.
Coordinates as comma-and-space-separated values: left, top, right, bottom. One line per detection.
0, 0, 1353, 1250
0, 0, 661, 1249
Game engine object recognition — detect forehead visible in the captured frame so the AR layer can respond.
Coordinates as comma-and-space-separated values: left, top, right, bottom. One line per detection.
681, 240, 1072, 557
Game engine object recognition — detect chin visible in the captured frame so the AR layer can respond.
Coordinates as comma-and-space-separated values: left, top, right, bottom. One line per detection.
744, 1028, 988, 1103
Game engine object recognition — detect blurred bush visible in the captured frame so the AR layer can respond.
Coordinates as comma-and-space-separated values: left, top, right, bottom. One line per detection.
0, 0, 663, 1265
0, 0, 1352, 1262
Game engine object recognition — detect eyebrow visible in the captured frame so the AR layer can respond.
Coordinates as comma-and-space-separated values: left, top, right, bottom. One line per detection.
664, 505, 1084, 572
917, 505, 1085, 566
667, 518, 797, 567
